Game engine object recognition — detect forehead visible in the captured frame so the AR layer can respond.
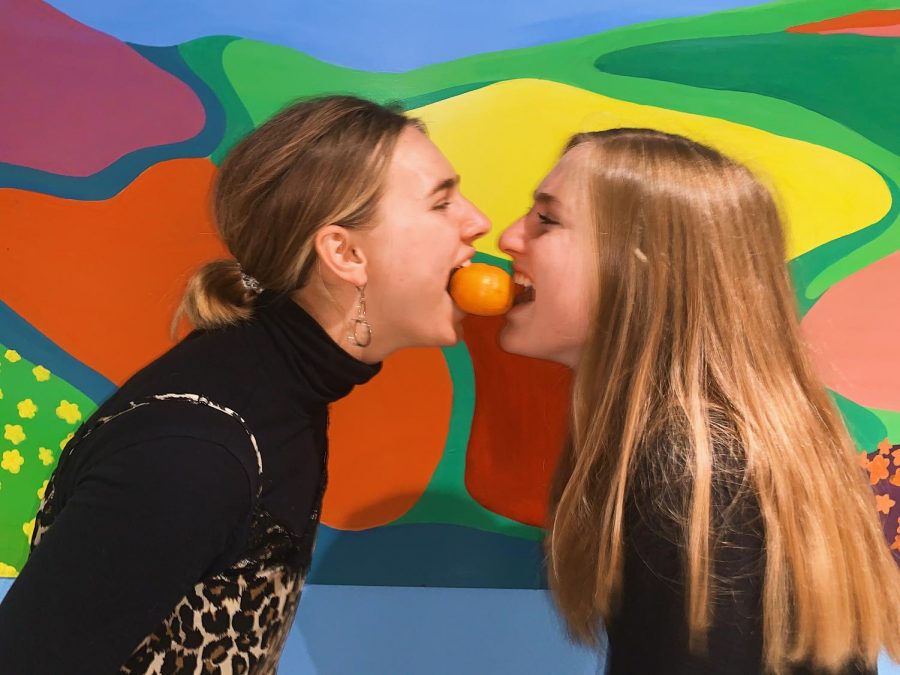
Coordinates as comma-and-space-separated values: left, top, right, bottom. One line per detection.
535, 143, 592, 210
384, 126, 455, 196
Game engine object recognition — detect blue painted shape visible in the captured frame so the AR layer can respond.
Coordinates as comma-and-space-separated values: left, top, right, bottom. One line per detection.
0, 300, 115, 404
46, 0, 766, 72
284, 584, 602, 675
2, 578, 900, 673
309, 523, 547, 589
0, 43, 223, 200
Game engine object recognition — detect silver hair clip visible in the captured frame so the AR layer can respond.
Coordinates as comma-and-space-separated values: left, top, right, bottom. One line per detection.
240, 272, 263, 294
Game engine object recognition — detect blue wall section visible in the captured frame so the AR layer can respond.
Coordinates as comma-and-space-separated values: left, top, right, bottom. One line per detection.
284, 585, 600, 674
2, 579, 899, 674
45, 0, 766, 71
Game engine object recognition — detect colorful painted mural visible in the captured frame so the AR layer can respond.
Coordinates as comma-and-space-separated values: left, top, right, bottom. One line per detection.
2, 0, 899, 596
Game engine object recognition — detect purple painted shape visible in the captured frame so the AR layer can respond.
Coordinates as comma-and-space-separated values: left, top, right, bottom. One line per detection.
0, 0, 204, 177
867, 445, 900, 567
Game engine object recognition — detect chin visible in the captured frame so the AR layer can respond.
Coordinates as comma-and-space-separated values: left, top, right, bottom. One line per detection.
419, 322, 462, 348
498, 327, 527, 357
439, 324, 463, 346
499, 330, 560, 363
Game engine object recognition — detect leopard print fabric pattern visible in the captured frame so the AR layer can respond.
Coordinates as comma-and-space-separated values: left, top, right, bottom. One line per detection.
31, 394, 318, 674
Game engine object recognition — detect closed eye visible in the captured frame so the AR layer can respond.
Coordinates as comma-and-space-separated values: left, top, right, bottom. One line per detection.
538, 212, 560, 226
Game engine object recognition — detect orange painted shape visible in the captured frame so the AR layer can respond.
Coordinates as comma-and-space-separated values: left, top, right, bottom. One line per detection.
0, 159, 224, 384
323, 348, 452, 530
462, 315, 571, 527
787, 9, 900, 33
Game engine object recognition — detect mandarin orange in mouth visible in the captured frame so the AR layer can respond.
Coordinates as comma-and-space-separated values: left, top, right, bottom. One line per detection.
449, 262, 514, 316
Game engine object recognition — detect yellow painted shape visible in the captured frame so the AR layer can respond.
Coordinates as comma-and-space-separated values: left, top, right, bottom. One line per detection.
413, 79, 889, 261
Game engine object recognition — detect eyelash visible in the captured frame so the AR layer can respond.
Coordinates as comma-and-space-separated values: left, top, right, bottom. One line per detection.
537, 212, 559, 226
433, 201, 451, 211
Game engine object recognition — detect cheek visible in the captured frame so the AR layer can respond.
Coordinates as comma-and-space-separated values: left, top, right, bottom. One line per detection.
539, 249, 593, 335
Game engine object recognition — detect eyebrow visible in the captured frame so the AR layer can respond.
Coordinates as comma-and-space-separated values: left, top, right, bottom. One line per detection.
428, 176, 459, 198
533, 190, 559, 205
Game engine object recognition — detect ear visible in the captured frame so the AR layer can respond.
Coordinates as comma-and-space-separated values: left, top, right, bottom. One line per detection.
313, 225, 368, 287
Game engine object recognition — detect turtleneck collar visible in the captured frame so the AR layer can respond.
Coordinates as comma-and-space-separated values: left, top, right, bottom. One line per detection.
252, 291, 382, 406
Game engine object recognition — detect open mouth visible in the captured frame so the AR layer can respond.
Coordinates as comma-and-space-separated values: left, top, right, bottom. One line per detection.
512, 271, 535, 306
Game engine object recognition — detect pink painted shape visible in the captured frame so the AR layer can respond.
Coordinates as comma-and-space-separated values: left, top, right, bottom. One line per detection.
801, 251, 900, 411
823, 25, 900, 37
0, 0, 205, 176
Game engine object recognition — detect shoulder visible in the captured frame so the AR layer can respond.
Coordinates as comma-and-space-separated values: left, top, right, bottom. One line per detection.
76, 397, 261, 503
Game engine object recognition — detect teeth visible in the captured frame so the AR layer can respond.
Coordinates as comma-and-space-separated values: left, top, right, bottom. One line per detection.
460, 259, 472, 268
513, 272, 534, 288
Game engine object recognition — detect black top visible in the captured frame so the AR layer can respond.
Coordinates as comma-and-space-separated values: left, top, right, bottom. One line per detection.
0, 291, 380, 674
606, 446, 876, 675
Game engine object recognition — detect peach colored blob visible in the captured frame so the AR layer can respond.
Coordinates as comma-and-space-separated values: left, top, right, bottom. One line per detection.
0, 159, 224, 384
463, 315, 571, 527
822, 25, 900, 37
801, 251, 900, 411
787, 9, 900, 34
323, 348, 452, 530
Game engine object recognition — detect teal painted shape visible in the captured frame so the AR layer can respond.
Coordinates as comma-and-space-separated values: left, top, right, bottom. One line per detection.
830, 391, 889, 452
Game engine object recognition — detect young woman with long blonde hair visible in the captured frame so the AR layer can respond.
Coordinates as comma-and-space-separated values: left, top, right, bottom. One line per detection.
499, 128, 900, 673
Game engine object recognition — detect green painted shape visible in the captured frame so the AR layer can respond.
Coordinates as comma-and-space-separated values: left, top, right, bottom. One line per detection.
870, 409, 900, 443
221, 41, 501, 126
829, 391, 889, 452
790, 170, 900, 316
473, 251, 512, 274
400, 81, 496, 111
596, 33, 900, 156
0, 346, 96, 574
178, 36, 257, 165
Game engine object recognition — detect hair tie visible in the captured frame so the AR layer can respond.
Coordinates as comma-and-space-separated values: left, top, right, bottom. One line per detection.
237, 263, 263, 294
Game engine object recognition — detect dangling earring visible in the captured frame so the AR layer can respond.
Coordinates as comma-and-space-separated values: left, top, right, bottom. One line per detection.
348, 285, 372, 348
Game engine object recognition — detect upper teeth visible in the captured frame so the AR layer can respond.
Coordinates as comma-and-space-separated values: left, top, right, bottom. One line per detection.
460, 259, 472, 268
513, 272, 533, 288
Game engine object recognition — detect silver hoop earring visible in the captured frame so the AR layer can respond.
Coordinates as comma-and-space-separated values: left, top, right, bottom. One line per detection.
348, 285, 372, 348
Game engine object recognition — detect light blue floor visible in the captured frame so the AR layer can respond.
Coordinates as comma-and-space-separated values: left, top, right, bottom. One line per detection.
1, 579, 898, 674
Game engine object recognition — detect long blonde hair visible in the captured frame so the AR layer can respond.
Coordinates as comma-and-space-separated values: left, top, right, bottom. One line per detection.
547, 128, 900, 672
175, 95, 419, 331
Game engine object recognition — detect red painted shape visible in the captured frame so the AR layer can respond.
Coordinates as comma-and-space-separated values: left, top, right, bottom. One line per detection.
787, 9, 900, 34
462, 314, 571, 527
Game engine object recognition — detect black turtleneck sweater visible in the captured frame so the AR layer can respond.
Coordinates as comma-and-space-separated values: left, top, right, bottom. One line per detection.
0, 292, 380, 674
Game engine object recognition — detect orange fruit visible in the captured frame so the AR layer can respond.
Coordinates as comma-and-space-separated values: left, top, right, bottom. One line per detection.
450, 263, 513, 316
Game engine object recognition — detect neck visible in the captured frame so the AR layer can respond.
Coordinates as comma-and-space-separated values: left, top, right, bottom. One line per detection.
292, 280, 387, 365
